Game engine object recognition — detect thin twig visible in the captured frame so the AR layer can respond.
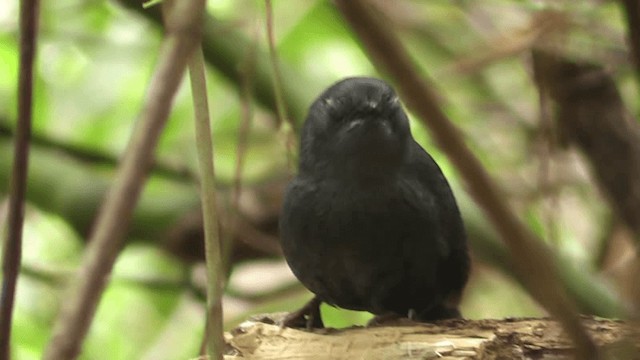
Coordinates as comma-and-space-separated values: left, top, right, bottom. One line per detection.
264, 0, 297, 169
334, 1, 598, 358
535, 78, 560, 246
264, 0, 288, 129
0, 0, 39, 358
42, 1, 205, 359
188, 47, 224, 360
235, 23, 258, 209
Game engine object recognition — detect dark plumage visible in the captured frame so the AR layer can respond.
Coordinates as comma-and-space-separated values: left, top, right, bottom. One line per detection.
280, 77, 469, 327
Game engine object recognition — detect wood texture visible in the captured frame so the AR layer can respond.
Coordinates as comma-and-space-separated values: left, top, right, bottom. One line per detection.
223, 315, 638, 359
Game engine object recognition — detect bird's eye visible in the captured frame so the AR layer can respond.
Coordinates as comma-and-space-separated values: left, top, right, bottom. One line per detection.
323, 98, 337, 109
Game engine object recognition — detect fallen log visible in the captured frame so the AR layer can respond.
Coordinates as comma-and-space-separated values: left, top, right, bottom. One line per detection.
223, 314, 638, 359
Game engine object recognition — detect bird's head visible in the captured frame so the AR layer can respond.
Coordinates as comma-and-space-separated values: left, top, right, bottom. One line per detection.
299, 77, 411, 180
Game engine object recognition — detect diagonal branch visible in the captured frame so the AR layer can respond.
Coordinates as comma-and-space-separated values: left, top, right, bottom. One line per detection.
334, 0, 598, 358
42, 1, 205, 359
0, 0, 39, 359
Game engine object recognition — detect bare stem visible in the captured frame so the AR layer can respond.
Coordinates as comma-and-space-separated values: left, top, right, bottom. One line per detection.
0, 0, 39, 359
188, 47, 224, 360
265, 0, 297, 169
265, 0, 289, 129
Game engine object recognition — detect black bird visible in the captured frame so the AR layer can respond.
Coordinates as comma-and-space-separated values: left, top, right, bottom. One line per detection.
279, 77, 469, 328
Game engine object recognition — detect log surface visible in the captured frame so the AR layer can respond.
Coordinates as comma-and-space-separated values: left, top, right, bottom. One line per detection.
223, 314, 638, 359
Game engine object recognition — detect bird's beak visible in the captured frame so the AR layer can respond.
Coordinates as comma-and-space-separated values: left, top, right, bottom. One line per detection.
346, 118, 365, 132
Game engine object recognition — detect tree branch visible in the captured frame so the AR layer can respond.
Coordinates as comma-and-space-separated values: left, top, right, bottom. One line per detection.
0, 0, 39, 359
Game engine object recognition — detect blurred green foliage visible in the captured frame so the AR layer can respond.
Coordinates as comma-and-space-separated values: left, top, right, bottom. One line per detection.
0, 0, 636, 359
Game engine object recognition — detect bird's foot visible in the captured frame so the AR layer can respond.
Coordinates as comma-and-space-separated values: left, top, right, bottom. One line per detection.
408, 308, 417, 320
280, 296, 324, 329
